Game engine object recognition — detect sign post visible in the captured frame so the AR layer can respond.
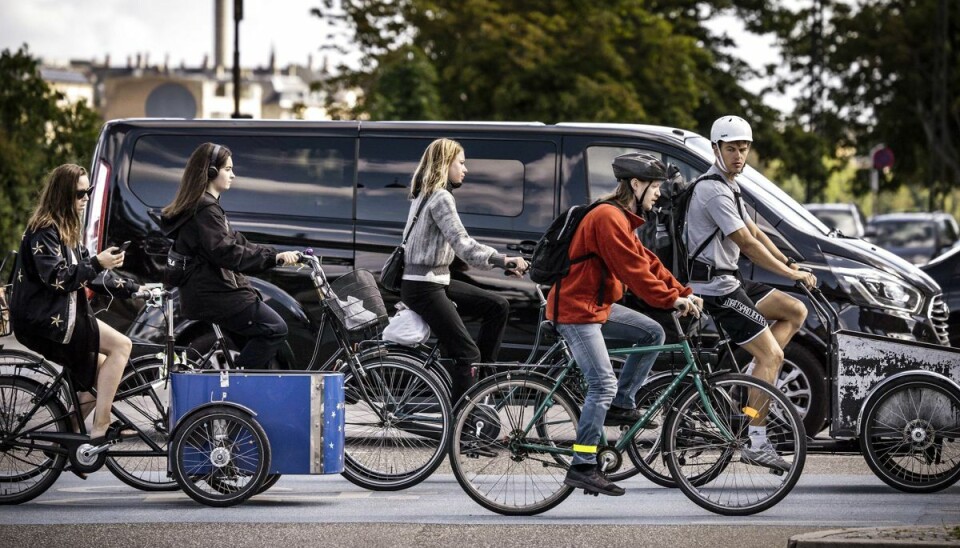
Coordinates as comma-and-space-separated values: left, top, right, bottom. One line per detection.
869, 145, 894, 216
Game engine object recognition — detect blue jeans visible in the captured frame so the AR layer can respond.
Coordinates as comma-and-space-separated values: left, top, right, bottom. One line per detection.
603, 304, 666, 409
556, 304, 665, 466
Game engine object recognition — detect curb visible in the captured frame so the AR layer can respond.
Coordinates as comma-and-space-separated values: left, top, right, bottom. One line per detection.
789, 527, 960, 547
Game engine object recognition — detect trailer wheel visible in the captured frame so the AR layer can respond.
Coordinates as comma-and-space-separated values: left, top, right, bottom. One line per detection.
859, 375, 960, 493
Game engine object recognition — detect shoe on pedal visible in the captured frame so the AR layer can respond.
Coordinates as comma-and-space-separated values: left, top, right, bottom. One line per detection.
741, 441, 790, 473
603, 405, 659, 428
563, 465, 625, 496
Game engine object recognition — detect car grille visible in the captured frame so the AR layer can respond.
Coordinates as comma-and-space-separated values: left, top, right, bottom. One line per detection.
929, 294, 951, 345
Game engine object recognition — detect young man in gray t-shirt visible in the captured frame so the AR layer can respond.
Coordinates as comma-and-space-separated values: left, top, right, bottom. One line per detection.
685, 115, 817, 471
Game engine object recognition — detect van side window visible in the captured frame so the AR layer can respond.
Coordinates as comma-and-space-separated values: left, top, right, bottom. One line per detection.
128, 135, 354, 219
358, 137, 555, 232
585, 146, 660, 200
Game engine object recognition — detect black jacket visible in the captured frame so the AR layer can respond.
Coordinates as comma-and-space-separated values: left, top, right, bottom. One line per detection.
10, 226, 137, 343
160, 192, 277, 321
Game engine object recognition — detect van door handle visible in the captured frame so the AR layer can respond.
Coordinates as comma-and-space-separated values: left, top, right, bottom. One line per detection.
507, 241, 537, 256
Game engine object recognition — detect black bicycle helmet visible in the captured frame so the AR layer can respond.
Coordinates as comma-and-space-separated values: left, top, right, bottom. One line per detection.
612, 152, 669, 181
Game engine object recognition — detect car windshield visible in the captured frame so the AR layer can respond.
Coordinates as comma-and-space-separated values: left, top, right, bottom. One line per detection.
869, 220, 936, 249
811, 210, 858, 236
686, 136, 830, 235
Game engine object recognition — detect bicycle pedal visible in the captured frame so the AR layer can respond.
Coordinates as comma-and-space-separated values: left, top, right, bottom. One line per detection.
583, 489, 599, 497
769, 469, 784, 477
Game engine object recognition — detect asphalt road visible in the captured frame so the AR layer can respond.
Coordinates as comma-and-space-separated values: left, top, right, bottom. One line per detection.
2, 456, 958, 548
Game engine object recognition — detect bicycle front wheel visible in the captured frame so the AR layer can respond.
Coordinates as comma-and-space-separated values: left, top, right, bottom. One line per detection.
0, 375, 69, 505
663, 373, 806, 516
341, 358, 451, 491
449, 373, 578, 516
105, 357, 176, 491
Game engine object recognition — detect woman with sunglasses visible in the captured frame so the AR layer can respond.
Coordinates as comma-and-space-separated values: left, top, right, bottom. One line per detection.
9, 164, 143, 451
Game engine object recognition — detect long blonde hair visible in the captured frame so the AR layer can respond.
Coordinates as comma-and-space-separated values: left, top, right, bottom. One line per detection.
409, 138, 463, 199
162, 142, 231, 218
26, 164, 88, 248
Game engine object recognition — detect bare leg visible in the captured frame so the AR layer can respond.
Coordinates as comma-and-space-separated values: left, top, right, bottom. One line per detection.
89, 320, 132, 439
755, 290, 807, 350
740, 329, 784, 426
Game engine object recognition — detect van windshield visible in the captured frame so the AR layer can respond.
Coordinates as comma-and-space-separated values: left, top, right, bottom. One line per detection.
686, 135, 830, 236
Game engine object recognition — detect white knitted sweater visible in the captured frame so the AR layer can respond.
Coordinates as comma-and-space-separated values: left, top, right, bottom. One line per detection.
401, 190, 504, 284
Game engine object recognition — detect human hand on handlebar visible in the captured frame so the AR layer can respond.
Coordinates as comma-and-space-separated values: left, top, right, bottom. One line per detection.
276, 251, 301, 266
792, 269, 817, 288
673, 296, 701, 318
504, 256, 528, 277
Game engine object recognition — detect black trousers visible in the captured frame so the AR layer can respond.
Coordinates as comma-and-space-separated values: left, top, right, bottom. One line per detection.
215, 299, 288, 369
400, 279, 509, 399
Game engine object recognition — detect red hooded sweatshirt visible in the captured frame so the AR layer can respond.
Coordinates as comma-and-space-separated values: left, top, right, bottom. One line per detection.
546, 203, 691, 324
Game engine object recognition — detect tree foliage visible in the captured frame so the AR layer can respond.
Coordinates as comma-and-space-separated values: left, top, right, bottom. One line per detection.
0, 46, 101, 258
759, 0, 960, 208
318, 1, 777, 128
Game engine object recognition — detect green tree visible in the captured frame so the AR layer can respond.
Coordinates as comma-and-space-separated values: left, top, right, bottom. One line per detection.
313, 0, 835, 195
317, 1, 773, 125
0, 46, 101, 258
760, 0, 960, 210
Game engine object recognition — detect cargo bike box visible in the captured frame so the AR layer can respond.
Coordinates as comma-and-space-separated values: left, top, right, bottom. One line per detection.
168, 370, 344, 506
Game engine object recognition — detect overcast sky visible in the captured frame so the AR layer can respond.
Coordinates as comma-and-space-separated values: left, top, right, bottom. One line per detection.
0, 0, 790, 112
0, 0, 339, 69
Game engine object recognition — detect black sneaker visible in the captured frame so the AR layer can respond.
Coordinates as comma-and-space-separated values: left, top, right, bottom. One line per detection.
563, 466, 625, 496
603, 405, 659, 428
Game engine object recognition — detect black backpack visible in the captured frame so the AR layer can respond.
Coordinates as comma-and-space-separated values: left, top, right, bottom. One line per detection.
529, 200, 620, 317
638, 173, 735, 284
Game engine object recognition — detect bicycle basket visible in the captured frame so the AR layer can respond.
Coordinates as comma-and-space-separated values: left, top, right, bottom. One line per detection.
324, 269, 388, 334
0, 285, 10, 337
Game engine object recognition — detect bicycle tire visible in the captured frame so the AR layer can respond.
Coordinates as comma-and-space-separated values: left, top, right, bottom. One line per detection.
663, 373, 806, 516
859, 376, 960, 493
0, 375, 69, 505
104, 356, 178, 492
170, 405, 271, 507
340, 357, 452, 491
449, 373, 577, 516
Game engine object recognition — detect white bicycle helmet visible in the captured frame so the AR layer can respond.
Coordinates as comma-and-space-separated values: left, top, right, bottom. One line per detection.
710, 115, 753, 174
710, 115, 753, 144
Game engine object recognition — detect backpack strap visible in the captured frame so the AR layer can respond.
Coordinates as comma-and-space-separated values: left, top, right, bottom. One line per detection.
686, 174, 742, 265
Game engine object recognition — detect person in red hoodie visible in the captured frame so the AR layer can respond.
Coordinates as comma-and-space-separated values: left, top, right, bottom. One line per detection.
548, 152, 702, 496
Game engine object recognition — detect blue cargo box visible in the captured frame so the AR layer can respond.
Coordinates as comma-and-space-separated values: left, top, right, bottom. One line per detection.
170, 371, 344, 475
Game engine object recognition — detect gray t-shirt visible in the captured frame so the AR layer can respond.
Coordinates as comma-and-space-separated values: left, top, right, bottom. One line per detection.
684, 164, 748, 296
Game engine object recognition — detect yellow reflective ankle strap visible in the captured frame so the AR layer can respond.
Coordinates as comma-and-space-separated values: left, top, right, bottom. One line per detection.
572, 444, 597, 454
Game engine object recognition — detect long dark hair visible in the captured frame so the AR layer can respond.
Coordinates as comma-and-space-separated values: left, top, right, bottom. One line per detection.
162, 142, 231, 217
26, 164, 88, 248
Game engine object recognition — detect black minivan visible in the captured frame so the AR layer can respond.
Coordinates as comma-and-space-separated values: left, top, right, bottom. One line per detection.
83, 119, 950, 433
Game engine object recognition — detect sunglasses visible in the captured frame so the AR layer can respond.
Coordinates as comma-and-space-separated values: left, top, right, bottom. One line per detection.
76, 187, 94, 199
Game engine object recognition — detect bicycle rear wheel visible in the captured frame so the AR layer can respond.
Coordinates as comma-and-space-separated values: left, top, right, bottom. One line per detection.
663, 373, 806, 516
341, 357, 451, 491
105, 357, 176, 491
449, 373, 578, 516
0, 375, 69, 505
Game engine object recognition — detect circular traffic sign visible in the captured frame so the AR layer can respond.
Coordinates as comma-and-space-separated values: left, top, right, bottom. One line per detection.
873, 147, 895, 170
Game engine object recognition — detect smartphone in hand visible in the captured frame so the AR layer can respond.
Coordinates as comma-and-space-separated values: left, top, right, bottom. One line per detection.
115, 241, 132, 254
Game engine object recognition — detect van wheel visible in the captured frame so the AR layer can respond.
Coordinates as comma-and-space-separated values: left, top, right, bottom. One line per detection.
721, 343, 827, 435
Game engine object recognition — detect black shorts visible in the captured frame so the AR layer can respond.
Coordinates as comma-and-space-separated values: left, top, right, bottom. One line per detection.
701, 280, 774, 346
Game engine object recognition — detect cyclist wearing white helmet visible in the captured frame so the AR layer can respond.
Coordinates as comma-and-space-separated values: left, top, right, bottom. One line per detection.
684, 115, 816, 471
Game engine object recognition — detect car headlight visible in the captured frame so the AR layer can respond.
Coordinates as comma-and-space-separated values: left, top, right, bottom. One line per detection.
833, 266, 923, 314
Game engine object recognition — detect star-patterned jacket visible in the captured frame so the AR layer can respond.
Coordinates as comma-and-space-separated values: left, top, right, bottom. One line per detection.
9, 225, 138, 344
